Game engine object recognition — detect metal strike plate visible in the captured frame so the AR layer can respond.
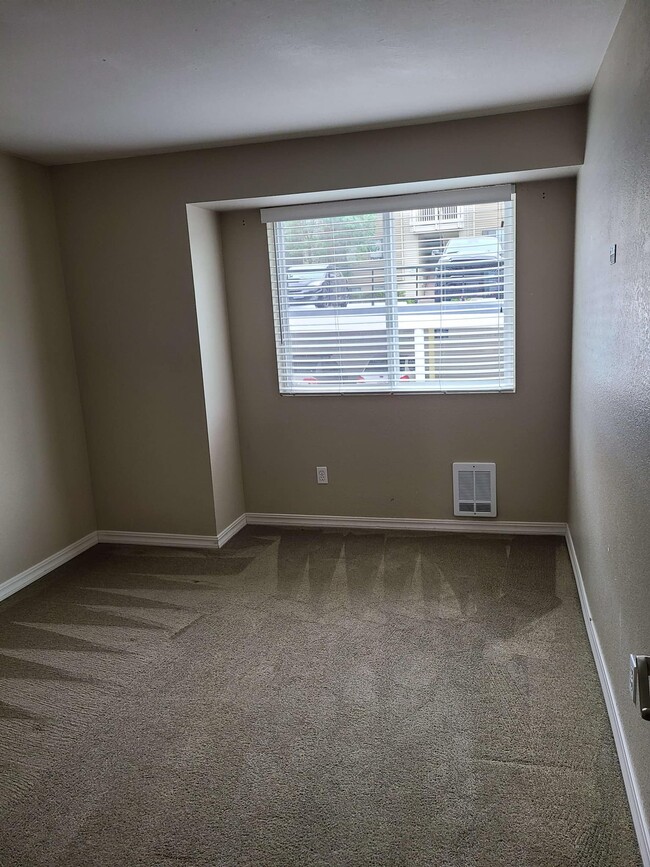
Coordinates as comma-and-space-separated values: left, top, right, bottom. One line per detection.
635, 655, 650, 721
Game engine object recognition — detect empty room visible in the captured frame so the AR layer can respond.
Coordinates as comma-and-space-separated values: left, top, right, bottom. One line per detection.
1, 0, 649, 864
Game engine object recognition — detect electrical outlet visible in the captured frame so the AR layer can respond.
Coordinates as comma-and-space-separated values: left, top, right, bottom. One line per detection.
316, 466, 328, 485
630, 654, 638, 703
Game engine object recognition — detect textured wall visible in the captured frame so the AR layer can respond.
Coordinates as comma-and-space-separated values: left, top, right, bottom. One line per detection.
570, 0, 650, 826
0, 153, 95, 582
221, 179, 574, 521
51, 105, 584, 532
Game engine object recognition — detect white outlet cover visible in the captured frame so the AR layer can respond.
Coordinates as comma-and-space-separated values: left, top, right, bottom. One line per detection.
316, 466, 328, 484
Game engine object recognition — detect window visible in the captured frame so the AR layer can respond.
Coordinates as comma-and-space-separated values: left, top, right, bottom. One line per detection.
262, 185, 515, 394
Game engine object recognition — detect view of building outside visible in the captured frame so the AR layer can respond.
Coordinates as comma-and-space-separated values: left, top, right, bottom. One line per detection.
394, 201, 506, 300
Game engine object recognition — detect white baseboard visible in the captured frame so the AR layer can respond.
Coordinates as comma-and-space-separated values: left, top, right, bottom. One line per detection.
94, 515, 566, 555
0, 519, 247, 605
217, 513, 248, 547
97, 530, 220, 548
0, 532, 98, 604
565, 527, 650, 866
245, 512, 566, 535
97, 518, 247, 549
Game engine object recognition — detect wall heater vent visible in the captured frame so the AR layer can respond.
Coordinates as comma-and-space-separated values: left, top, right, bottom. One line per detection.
453, 462, 497, 517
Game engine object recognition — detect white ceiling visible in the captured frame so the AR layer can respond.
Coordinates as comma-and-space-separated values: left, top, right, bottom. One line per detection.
0, 0, 625, 165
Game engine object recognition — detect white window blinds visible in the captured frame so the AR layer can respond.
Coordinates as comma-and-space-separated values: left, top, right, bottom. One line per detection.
264, 186, 515, 394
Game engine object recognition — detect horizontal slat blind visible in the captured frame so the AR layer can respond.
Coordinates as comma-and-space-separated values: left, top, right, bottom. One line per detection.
266, 188, 515, 394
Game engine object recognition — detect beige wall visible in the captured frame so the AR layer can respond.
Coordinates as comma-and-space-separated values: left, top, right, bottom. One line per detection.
570, 0, 650, 825
187, 206, 245, 534
0, 153, 95, 583
50, 166, 218, 535
222, 179, 574, 520
51, 105, 584, 533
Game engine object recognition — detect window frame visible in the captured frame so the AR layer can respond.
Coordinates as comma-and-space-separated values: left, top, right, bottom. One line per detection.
264, 185, 516, 396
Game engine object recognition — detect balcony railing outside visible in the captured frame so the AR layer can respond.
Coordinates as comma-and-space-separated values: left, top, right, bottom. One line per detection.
414, 205, 460, 224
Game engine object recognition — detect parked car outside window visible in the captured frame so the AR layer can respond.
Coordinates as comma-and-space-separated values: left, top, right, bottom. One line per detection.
286, 264, 348, 308
433, 236, 504, 300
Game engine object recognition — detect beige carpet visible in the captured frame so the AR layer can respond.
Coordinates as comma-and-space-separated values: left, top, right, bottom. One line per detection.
0, 528, 641, 866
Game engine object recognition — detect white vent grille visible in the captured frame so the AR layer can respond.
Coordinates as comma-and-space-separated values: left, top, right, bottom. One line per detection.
453, 463, 497, 517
